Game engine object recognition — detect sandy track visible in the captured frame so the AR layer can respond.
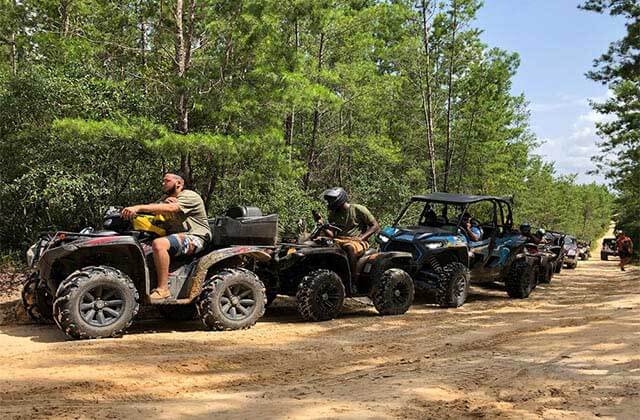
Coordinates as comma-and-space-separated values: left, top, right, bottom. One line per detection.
1, 257, 638, 419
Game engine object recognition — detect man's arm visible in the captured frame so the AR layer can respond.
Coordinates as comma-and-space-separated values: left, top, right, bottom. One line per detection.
359, 219, 380, 242
121, 201, 181, 219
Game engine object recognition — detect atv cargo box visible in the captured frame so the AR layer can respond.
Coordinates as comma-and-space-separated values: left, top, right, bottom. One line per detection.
211, 207, 278, 246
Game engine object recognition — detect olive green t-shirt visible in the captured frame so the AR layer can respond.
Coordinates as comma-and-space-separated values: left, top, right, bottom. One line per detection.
328, 204, 376, 237
163, 190, 212, 241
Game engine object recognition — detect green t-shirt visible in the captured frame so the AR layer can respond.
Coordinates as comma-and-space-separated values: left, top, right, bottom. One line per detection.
164, 190, 211, 241
328, 204, 376, 237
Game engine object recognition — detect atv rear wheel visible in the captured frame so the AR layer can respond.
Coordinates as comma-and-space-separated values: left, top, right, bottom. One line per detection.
435, 262, 470, 308
158, 304, 198, 321
296, 269, 345, 321
538, 264, 553, 284
53, 266, 139, 339
554, 260, 563, 273
371, 268, 414, 315
21, 272, 53, 323
197, 268, 266, 331
505, 260, 535, 299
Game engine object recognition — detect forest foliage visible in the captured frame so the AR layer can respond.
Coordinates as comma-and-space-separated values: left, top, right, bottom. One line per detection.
0, 0, 613, 253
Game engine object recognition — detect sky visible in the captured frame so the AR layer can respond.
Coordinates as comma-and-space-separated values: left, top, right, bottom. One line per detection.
476, 0, 626, 184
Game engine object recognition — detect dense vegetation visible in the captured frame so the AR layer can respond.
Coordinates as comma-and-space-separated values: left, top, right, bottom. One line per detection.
0, 0, 613, 254
581, 0, 639, 251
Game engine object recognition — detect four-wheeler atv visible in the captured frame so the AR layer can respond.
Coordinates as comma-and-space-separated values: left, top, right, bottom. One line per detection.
543, 231, 567, 274
563, 235, 579, 269
22, 207, 272, 340
378, 193, 537, 307
600, 238, 617, 261
256, 213, 416, 322
577, 240, 591, 261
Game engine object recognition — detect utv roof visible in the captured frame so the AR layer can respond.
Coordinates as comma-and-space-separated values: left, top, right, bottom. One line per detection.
410, 192, 512, 205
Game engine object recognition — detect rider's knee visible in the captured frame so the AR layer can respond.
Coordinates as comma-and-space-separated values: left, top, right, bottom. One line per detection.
152, 237, 170, 252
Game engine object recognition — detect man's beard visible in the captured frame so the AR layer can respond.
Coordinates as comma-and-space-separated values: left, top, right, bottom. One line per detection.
166, 185, 178, 195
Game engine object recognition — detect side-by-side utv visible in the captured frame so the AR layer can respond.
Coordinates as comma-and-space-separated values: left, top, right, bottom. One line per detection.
378, 193, 538, 307
22, 207, 272, 340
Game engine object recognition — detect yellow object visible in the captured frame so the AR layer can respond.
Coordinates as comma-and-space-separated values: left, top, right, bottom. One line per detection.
132, 214, 167, 236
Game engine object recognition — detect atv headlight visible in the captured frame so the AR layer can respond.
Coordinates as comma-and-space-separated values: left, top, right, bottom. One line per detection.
424, 241, 445, 249
377, 234, 390, 244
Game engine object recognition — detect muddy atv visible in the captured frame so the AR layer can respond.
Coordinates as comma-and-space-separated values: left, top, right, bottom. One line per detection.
22, 207, 271, 340
379, 193, 537, 307
257, 215, 415, 322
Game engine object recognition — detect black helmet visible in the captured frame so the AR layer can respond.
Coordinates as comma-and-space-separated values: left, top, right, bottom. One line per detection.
520, 223, 531, 235
536, 228, 546, 238
322, 187, 348, 211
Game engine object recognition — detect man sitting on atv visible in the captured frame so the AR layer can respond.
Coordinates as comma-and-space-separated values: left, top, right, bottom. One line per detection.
121, 171, 212, 301
320, 187, 380, 262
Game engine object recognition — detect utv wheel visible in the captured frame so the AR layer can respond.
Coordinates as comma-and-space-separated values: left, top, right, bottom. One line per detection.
601, 253, 608, 261
435, 262, 470, 308
53, 266, 139, 339
197, 268, 266, 331
158, 304, 198, 321
505, 260, 535, 299
296, 269, 345, 321
21, 272, 54, 323
371, 269, 415, 315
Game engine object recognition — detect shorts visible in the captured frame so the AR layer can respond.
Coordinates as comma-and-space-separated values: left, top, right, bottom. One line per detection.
619, 251, 630, 259
167, 234, 206, 257
334, 237, 369, 258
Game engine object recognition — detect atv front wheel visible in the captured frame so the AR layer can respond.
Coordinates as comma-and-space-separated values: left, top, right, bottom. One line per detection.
296, 269, 345, 321
600, 253, 608, 261
197, 268, 266, 331
21, 272, 53, 323
158, 304, 198, 321
53, 266, 139, 339
435, 262, 470, 308
505, 260, 535, 299
371, 268, 415, 315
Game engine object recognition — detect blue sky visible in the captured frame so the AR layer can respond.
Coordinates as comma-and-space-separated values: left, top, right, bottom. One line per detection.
476, 1, 626, 184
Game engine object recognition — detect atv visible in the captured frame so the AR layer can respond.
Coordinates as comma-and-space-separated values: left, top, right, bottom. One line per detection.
22, 206, 272, 340
256, 213, 416, 322
378, 193, 538, 307
562, 235, 579, 269
543, 231, 567, 274
577, 240, 591, 261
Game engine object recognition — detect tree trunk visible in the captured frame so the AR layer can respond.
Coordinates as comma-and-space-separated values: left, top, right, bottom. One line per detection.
59, 0, 71, 37
420, 1, 438, 192
443, 0, 458, 192
303, 32, 325, 190
174, 0, 196, 184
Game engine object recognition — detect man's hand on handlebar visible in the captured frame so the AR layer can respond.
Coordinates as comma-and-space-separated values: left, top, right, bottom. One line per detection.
121, 205, 141, 220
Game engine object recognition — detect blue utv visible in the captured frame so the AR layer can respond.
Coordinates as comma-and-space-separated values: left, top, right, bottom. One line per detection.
378, 193, 538, 307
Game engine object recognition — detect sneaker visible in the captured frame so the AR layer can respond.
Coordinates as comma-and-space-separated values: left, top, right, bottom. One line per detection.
149, 288, 172, 301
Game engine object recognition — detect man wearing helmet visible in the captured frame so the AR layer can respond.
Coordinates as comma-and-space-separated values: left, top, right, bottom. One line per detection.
321, 187, 380, 261
520, 223, 541, 244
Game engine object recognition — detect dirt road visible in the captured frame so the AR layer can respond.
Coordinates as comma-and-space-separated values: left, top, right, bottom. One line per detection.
1, 255, 638, 419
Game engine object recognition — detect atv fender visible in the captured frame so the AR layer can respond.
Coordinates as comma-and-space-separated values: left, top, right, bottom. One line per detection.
185, 247, 271, 301
38, 235, 147, 294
